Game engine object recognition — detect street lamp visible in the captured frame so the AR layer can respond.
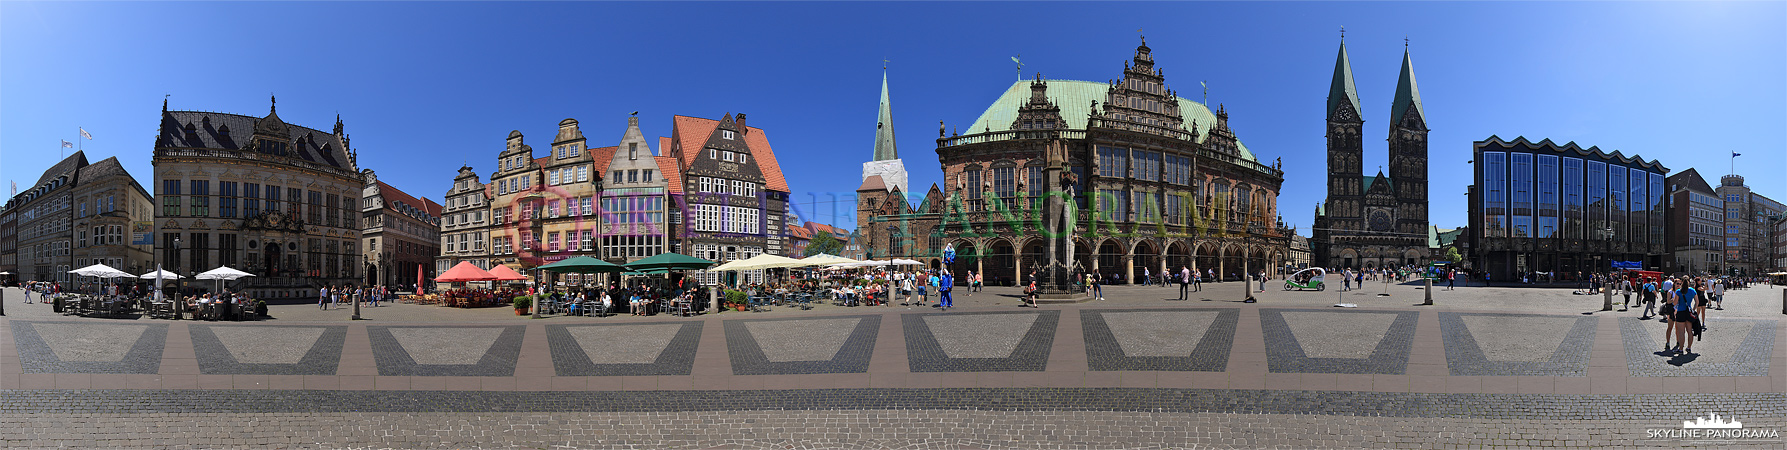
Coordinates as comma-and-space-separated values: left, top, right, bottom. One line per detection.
173, 236, 184, 320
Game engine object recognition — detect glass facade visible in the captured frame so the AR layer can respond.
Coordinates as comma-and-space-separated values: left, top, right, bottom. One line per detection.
1481, 152, 1506, 238
1474, 139, 1668, 280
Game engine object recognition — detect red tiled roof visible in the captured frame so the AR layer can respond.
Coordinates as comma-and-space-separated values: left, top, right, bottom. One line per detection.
655, 156, 684, 194
804, 221, 848, 237
671, 115, 790, 193
587, 146, 619, 178
787, 224, 814, 240
377, 180, 439, 218
532, 156, 550, 169
857, 175, 886, 192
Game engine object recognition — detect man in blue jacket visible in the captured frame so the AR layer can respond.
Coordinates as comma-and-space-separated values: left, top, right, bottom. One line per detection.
939, 270, 955, 309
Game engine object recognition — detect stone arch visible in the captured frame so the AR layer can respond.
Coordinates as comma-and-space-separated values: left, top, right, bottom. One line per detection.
1132, 239, 1162, 283
1096, 238, 1125, 283
1403, 248, 1426, 267
946, 239, 978, 276
1019, 238, 1047, 281
986, 238, 1016, 286
1337, 248, 1360, 270
1073, 238, 1093, 275
1166, 240, 1193, 274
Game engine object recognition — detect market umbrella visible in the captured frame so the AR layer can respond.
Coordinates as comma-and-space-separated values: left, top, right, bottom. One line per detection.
711, 254, 804, 271
796, 253, 860, 267
625, 252, 715, 272
891, 259, 924, 266
539, 256, 629, 274
72, 263, 132, 278
434, 261, 498, 282
196, 266, 255, 295
487, 264, 529, 281
139, 269, 182, 280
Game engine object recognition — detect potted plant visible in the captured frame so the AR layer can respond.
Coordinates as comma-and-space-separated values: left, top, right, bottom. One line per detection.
724, 289, 747, 311
512, 296, 532, 315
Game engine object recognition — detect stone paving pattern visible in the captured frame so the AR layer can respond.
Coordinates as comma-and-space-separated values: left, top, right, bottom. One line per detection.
905, 310, 1058, 372
1261, 308, 1419, 374
11, 321, 167, 374
3, 284, 1786, 449
726, 315, 879, 375
189, 324, 346, 375
1622, 316, 1775, 377
1441, 312, 1597, 376
367, 325, 525, 376
1082, 308, 1237, 371
547, 321, 702, 376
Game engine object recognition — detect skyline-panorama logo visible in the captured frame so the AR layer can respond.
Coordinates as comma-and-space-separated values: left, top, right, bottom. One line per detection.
1647, 413, 1778, 441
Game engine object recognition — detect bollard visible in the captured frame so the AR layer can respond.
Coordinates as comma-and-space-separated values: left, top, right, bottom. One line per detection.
1602, 285, 1613, 311
1781, 288, 1785, 315
1424, 278, 1433, 305
710, 287, 720, 314
352, 294, 362, 320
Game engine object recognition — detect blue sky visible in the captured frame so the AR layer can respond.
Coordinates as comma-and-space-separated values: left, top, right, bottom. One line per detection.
4, 1, 1783, 233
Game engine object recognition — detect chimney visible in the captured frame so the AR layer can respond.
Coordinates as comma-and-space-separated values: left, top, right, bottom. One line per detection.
735, 113, 747, 135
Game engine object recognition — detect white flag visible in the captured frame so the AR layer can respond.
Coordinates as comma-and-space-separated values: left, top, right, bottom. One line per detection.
80, 128, 92, 140
61, 140, 73, 148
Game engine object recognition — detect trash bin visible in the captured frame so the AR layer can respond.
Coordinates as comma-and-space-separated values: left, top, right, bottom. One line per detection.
53, 296, 64, 313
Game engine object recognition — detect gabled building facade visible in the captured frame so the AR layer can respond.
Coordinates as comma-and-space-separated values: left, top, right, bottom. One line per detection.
667, 113, 793, 284
1664, 168, 1723, 274
152, 97, 365, 299
4, 151, 156, 285
362, 170, 441, 289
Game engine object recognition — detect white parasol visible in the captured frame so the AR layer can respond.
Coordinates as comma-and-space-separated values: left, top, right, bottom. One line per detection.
197, 266, 256, 296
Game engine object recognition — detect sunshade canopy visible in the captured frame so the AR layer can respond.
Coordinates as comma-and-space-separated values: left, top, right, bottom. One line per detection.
196, 266, 255, 280
71, 263, 133, 278
626, 252, 715, 272
435, 261, 497, 282
138, 269, 182, 280
539, 256, 629, 274
711, 254, 804, 271
486, 264, 529, 280
797, 254, 860, 266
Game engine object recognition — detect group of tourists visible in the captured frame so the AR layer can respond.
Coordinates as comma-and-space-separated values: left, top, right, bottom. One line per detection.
317, 285, 390, 310
1623, 275, 1723, 356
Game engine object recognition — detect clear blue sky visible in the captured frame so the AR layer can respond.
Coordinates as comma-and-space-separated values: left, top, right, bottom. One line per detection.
5, 2, 1783, 233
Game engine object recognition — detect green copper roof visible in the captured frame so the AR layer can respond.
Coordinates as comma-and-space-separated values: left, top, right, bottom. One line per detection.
963, 79, 1259, 164
873, 70, 898, 161
1328, 42, 1362, 121
1391, 49, 1424, 124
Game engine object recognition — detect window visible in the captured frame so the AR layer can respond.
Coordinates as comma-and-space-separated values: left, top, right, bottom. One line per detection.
1098, 189, 1128, 222
722, 130, 735, 140
1482, 152, 1507, 238
577, 166, 588, 182
992, 167, 1016, 207
738, 153, 748, 165
548, 232, 560, 252
1536, 155, 1558, 238
1135, 191, 1160, 223
189, 180, 210, 217
1130, 150, 1161, 182
1027, 166, 1045, 198
570, 143, 580, 157
581, 197, 593, 216
641, 169, 653, 183
628, 143, 638, 160
628, 170, 638, 183
709, 149, 717, 159
1097, 146, 1127, 178
1165, 154, 1192, 185
965, 170, 982, 200
723, 151, 735, 162
549, 170, 560, 186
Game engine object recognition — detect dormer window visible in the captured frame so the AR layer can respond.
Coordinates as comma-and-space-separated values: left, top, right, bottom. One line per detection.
722, 130, 735, 140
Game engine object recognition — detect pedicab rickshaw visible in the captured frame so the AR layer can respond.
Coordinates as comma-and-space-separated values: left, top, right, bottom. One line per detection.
1283, 267, 1326, 291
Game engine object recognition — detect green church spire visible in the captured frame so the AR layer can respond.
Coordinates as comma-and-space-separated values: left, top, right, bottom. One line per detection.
873, 69, 898, 161
1327, 41, 1363, 123
1390, 47, 1425, 127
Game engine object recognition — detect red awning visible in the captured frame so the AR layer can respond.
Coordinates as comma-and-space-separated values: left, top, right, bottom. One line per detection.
434, 261, 498, 282
487, 264, 528, 281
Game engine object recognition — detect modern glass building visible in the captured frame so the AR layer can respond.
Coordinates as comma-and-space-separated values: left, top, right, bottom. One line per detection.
1468, 137, 1668, 281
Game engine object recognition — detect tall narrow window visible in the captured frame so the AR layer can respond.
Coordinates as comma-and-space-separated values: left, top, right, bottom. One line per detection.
629, 143, 638, 160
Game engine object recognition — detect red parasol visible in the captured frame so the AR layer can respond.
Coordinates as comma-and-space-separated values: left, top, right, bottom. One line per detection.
487, 264, 528, 281
434, 261, 498, 282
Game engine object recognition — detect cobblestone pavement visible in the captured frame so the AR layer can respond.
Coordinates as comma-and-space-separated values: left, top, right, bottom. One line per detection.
4, 284, 1784, 449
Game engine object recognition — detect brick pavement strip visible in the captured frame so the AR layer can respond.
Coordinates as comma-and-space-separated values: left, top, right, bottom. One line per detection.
0, 410, 1780, 449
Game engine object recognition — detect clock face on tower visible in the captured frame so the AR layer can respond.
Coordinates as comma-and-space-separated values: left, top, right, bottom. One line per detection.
1335, 105, 1355, 121
1369, 210, 1392, 232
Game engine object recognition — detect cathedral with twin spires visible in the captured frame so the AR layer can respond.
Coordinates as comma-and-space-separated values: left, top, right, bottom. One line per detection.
1312, 38, 1432, 270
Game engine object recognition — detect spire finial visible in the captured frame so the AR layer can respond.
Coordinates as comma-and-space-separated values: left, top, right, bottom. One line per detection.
1340, 25, 1345, 42
1405, 35, 1409, 49
163, 94, 169, 112
1138, 27, 1144, 42
269, 93, 276, 113
883, 57, 888, 70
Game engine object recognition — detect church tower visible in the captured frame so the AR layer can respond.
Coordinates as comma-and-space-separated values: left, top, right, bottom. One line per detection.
1324, 40, 1365, 232
861, 68, 911, 194
1387, 47, 1429, 238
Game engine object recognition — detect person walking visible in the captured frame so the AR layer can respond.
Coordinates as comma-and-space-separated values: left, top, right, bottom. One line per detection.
1341, 269, 1352, 292
1620, 277, 1633, 311
1670, 281, 1702, 355
318, 285, 329, 310
1446, 269, 1457, 291
1257, 270, 1268, 293
1089, 272, 1103, 301
1142, 268, 1152, 287
1179, 266, 1191, 300
1639, 278, 1659, 319
938, 270, 955, 309
1192, 268, 1203, 292
1712, 277, 1725, 310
